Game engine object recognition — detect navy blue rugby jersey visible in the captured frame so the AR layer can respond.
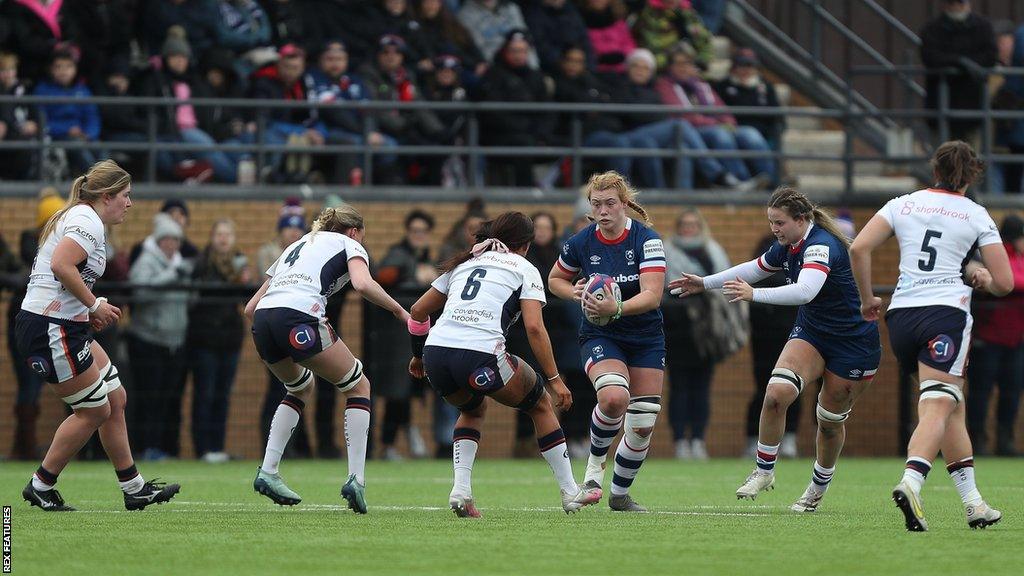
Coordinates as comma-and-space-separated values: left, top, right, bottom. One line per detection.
759, 224, 875, 337
556, 218, 665, 338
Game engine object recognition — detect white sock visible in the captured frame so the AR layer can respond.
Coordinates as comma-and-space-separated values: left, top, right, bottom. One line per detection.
539, 429, 577, 494
810, 461, 835, 494
453, 427, 481, 495
344, 397, 372, 485
117, 465, 146, 494
947, 457, 982, 506
902, 457, 931, 493
31, 475, 55, 491
261, 395, 304, 475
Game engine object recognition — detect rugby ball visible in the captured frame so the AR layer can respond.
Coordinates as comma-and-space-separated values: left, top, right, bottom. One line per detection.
582, 274, 621, 326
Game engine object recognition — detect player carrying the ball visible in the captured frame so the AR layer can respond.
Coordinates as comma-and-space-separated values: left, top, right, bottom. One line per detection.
670, 187, 880, 512
549, 171, 666, 512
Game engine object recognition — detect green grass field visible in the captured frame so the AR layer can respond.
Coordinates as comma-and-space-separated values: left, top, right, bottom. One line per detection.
2, 458, 1021, 575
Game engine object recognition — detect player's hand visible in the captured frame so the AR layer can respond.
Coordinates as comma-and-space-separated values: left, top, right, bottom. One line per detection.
582, 287, 617, 317
722, 277, 753, 303
571, 278, 587, 301
668, 273, 705, 297
408, 356, 425, 379
546, 376, 572, 411
861, 296, 883, 321
394, 307, 411, 324
970, 266, 993, 292
89, 301, 121, 331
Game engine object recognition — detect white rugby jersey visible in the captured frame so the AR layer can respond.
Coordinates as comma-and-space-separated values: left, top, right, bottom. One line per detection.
426, 251, 546, 355
257, 231, 369, 317
22, 204, 107, 321
879, 188, 1001, 313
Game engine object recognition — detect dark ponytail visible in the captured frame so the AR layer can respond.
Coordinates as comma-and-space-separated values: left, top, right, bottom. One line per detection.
439, 211, 535, 274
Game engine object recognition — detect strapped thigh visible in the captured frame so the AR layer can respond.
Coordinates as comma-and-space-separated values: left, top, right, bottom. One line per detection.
333, 359, 363, 393
919, 379, 964, 404
769, 368, 804, 394
283, 367, 315, 393
62, 373, 109, 409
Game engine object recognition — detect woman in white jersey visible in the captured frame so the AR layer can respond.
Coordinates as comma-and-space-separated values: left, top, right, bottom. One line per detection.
16, 160, 180, 511
407, 212, 601, 517
851, 141, 1013, 531
246, 204, 409, 514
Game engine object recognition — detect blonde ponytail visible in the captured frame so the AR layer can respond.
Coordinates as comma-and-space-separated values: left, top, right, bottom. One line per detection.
310, 204, 364, 239
41, 160, 131, 243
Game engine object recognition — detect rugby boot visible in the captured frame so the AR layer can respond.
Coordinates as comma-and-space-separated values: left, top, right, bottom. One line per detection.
736, 470, 775, 500
562, 483, 602, 513
125, 479, 181, 511
23, 481, 75, 511
790, 484, 825, 512
254, 467, 301, 506
608, 492, 647, 512
966, 501, 1002, 529
892, 480, 928, 532
449, 492, 482, 518
341, 474, 367, 514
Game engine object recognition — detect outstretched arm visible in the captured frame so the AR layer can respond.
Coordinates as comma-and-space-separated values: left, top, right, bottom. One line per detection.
849, 214, 893, 321
348, 257, 409, 323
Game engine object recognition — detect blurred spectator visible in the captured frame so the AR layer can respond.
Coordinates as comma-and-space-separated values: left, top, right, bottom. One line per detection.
63, 0, 136, 84
188, 219, 251, 463
522, 0, 593, 75
362, 0, 428, 64
663, 207, 732, 460
457, 0, 538, 67
477, 30, 554, 186
136, 28, 242, 183
995, 21, 1024, 194
988, 19, 1015, 194
258, 0, 307, 48
656, 46, 775, 186
214, 0, 274, 77
248, 43, 326, 183
715, 48, 785, 152
579, 0, 636, 77
130, 199, 200, 264
0, 0, 67, 83
200, 48, 253, 142
421, 54, 470, 186
127, 212, 194, 460
312, 40, 399, 182
0, 51, 40, 180
632, 0, 713, 70
139, 0, 224, 61
2, 188, 61, 460
374, 209, 438, 460
745, 232, 800, 458
919, 0, 997, 142
691, 0, 725, 34
412, 0, 486, 78
93, 55, 150, 173
968, 214, 1024, 456
34, 46, 104, 173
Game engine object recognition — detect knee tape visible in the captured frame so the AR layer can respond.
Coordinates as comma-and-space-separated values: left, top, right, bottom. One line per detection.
919, 379, 964, 404
624, 396, 661, 446
101, 363, 122, 393
816, 398, 851, 424
769, 368, 804, 394
515, 371, 546, 412
334, 359, 363, 393
594, 372, 628, 392
284, 368, 314, 393
62, 374, 109, 409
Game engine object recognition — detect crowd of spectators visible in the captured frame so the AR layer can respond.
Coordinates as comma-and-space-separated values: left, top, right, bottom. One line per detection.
0, 0, 788, 189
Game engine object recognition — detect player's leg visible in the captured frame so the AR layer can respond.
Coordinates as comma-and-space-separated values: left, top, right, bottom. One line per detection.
607, 365, 663, 512
580, 338, 630, 492
440, 388, 486, 518
91, 342, 179, 510
940, 398, 1001, 528
738, 337, 823, 500
254, 357, 311, 506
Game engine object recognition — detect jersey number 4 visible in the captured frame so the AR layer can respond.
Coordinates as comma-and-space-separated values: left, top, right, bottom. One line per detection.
460, 268, 487, 300
918, 230, 941, 272
284, 242, 306, 268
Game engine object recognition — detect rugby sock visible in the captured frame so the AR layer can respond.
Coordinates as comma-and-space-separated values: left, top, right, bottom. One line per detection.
261, 394, 304, 475
344, 397, 372, 485
810, 461, 835, 494
902, 457, 931, 493
947, 457, 982, 506
610, 433, 651, 497
116, 464, 145, 494
756, 442, 779, 472
32, 466, 58, 491
453, 427, 480, 495
538, 429, 577, 494
589, 406, 622, 457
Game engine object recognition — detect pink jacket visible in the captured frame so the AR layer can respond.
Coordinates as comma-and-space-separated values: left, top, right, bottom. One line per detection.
974, 242, 1024, 348
655, 75, 736, 127
587, 20, 636, 74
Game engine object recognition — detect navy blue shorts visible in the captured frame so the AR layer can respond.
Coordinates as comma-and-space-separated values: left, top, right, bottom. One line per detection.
15, 310, 94, 384
252, 307, 336, 364
422, 345, 519, 402
886, 305, 972, 377
580, 332, 666, 374
789, 322, 881, 381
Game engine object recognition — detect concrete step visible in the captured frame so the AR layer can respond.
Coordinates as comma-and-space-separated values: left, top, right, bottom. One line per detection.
782, 129, 844, 156
786, 106, 823, 131
796, 173, 918, 195
786, 159, 886, 176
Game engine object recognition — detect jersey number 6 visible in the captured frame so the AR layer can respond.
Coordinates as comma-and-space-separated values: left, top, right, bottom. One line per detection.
918, 230, 941, 272
461, 268, 487, 300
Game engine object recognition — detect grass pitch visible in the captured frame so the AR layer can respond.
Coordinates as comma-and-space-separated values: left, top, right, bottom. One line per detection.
2, 458, 1021, 575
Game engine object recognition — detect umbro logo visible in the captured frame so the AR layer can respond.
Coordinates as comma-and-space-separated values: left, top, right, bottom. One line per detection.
590, 255, 601, 264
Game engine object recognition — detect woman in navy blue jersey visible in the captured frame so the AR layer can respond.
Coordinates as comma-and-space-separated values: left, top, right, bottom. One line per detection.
548, 171, 666, 513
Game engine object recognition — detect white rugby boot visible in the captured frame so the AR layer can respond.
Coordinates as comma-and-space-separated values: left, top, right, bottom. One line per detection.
892, 480, 928, 532
966, 501, 1002, 529
736, 469, 775, 500
561, 484, 602, 514
449, 491, 481, 518
790, 484, 825, 512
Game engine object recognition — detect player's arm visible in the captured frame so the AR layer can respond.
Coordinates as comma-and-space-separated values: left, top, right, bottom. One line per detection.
849, 214, 893, 321
407, 284, 448, 379
724, 266, 827, 305
521, 298, 571, 410
52, 236, 121, 328
669, 258, 774, 297
244, 276, 271, 321
348, 256, 410, 322
549, 243, 586, 301
977, 243, 1013, 296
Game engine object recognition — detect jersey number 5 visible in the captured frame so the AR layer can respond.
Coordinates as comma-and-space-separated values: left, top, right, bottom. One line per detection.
918, 230, 941, 272
461, 268, 487, 300
284, 242, 306, 268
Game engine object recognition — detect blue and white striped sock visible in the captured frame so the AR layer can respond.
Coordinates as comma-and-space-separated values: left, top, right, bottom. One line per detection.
811, 461, 835, 493
756, 442, 779, 472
